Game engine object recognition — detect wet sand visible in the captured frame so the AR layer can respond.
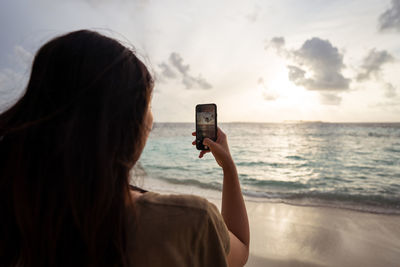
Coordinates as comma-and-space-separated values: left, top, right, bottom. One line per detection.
224, 200, 400, 267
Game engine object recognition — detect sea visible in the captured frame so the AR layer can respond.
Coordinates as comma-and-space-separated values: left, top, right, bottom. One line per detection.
135, 122, 400, 215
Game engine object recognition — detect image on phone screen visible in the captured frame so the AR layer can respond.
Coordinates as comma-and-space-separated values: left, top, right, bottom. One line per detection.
196, 104, 217, 150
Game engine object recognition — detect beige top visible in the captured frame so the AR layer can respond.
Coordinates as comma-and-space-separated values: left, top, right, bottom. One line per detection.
126, 191, 230, 267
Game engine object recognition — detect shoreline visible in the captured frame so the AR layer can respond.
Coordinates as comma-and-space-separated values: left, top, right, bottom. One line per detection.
132, 174, 400, 216
243, 196, 400, 216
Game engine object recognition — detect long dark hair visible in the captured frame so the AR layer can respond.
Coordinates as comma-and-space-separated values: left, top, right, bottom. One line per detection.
0, 30, 153, 267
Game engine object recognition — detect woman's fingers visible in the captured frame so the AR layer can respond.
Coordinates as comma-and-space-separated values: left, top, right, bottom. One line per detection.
199, 150, 210, 158
203, 138, 217, 149
193, 141, 211, 157
192, 130, 214, 157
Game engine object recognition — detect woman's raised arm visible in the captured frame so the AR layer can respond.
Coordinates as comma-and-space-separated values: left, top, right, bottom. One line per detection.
192, 128, 250, 266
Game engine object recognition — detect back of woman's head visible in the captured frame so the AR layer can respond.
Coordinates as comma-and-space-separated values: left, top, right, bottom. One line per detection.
0, 30, 153, 267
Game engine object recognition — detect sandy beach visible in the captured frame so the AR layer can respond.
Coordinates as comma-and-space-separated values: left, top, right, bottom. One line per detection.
219, 200, 400, 267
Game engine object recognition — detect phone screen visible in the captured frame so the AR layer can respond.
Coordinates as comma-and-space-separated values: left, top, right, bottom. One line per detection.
196, 103, 217, 150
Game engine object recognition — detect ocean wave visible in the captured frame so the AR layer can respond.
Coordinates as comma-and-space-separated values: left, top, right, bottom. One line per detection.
145, 165, 193, 171
236, 160, 267, 167
285, 155, 305, 160
242, 190, 400, 215
384, 147, 400, 153
367, 132, 400, 138
241, 178, 310, 189
158, 176, 222, 191
147, 174, 400, 215
368, 132, 387, 138
236, 161, 290, 168
345, 164, 382, 171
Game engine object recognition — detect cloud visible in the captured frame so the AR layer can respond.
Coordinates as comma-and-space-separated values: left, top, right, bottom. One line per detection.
356, 49, 397, 101
258, 77, 278, 101
384, 83, 397, 98
0, 68, 26, 112
372, 83, 400, 109
0, 45, 32, 112
319, 93, 342, 105
287, 65, 306, 85
373, 99, 400, 110
158, 52, 212, 90
182, 75, 212, 90
267, 36, 350, 105
287, 37, 350, 91
263, 93, 278, 101
356, 49, 394, 81
266, 36, 285, 53
169, 52, 190, 75
158, 62, 177, 79
245, 5, 261, 23
378, 0, 400, 32
14, 45, 33, 68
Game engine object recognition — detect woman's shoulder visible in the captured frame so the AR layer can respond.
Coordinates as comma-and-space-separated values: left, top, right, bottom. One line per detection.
137, 191, 213, 212
134, 191, 229, 248
129, 188, 226, 232
137, 191, 229, 241
131, 191, 214, 239
130, 185, 213, 214
128, 191, 230, 266
133, 190, 227, 235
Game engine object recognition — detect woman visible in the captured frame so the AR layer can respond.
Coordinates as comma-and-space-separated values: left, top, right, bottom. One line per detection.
0, 30, 249, 267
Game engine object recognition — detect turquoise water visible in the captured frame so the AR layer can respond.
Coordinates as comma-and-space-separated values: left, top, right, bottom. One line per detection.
139, 123, 400, 214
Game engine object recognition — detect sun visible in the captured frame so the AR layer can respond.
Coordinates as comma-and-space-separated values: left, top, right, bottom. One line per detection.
228, 63, 321, 122
260, 65, 319, 111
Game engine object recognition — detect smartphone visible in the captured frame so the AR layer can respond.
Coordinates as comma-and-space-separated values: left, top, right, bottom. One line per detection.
195, 103, 217, 150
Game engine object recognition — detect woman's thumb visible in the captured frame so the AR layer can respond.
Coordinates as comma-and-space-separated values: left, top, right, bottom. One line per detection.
203, 138, 215, 149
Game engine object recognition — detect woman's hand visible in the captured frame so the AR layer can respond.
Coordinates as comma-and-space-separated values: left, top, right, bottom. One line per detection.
192, 127, 234, 169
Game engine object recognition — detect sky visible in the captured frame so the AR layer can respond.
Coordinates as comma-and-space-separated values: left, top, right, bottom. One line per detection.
0, 0, 399, 122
